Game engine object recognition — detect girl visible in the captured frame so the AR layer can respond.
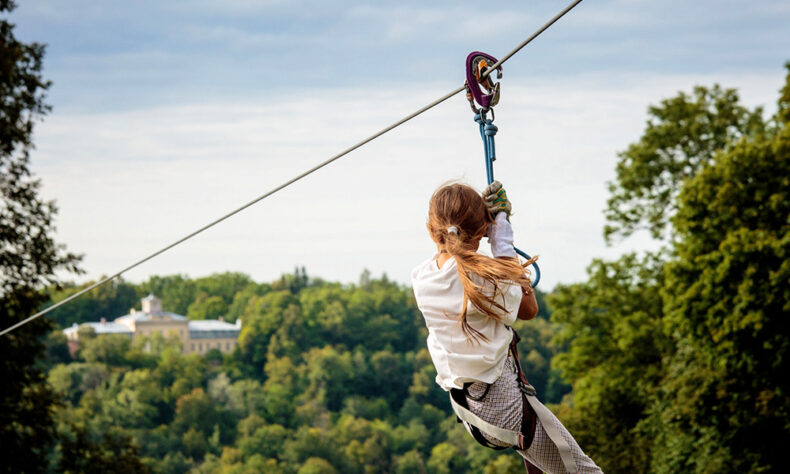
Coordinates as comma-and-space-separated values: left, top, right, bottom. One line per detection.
411, 182, 602, 474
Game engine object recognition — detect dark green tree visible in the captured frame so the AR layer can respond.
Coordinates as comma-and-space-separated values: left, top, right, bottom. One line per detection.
137, 274, 196, 315
549, 253, 668, 473
552, 66, 789, 473
0, 2, 80, 472
653, 82, 790, 472
186, 293, 227, 320
55, 425, 150, 474
44, 278, 138, 328
604, 84, 764, 242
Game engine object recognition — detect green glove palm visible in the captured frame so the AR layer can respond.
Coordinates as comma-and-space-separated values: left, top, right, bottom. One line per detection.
482, 180, 512, 217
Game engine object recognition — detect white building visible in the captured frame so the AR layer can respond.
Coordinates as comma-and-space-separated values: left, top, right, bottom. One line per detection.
64, 294, 241, 355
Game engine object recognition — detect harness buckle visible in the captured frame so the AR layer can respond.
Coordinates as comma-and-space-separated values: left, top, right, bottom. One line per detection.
517, 432, 527, 450
519, 383, 536, 397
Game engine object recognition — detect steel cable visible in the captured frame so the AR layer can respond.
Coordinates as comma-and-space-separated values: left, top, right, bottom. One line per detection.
1, 0, 584, 337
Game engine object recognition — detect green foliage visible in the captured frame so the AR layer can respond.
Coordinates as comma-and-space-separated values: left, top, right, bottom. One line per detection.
297, 457, 337, 474
393, 449, 427, 474
54, 423, 150, 474
777, 62, 790, 125
513, 315, 568, 403
187, 295, 228, 320
78, 334, 132, 366
426, 442, 462, 474
653, 114, 790, 472
0, 3, 81, 471
49, 362, 110, 404
549, 253, 667, 473
482, 455, 524, 474
553, 66, 790, 473
44, 328, 71, 366
137, 275, 196, 316
44, 278, 137, 328
605, 84, 765, 241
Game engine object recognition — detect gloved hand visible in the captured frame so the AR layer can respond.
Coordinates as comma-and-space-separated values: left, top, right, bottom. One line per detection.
482, 180, 512, 218
487, 212, 517, 258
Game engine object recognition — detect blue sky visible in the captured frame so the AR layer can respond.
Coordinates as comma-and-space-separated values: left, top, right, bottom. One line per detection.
8, 0, 790, 288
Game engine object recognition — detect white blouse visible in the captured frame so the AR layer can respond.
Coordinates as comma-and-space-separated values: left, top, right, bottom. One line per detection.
411, 255, 523, 391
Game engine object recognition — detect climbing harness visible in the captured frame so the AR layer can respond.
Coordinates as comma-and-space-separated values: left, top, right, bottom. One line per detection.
465, 52, 541, 287
450, 329, 579, 474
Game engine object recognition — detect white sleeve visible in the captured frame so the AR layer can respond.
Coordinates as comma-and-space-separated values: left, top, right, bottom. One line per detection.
497, 281, 523, 326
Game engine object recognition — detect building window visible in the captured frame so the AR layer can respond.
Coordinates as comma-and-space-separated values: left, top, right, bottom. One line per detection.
198, 343, 202, 351
191, 343, 194, 351
226, 342, 230, 351
180, 330, 183, 337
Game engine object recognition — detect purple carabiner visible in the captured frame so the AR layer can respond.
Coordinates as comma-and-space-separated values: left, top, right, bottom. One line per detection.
465, 51, 503, 109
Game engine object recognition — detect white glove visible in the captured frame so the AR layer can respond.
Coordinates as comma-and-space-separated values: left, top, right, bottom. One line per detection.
487, 212, 517, 258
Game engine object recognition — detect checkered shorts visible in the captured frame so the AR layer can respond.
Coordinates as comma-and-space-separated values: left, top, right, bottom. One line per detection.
463, 356, 603, 474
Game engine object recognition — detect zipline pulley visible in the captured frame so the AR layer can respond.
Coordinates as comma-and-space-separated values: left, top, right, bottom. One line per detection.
465, 52, 541, 287
465, 51, 502, 113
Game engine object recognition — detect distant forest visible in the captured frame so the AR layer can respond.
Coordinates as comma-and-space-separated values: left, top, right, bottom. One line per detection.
41, 269, 566, 473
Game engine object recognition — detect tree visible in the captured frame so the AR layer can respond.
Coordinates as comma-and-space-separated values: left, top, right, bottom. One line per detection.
0, 2, 81, 471
549, 253, 668, 473
44, 278, 138, 328
78, 334, 132, 366
552, 66, 790, 473
297, 457, 338, 474
426, 442, 462, 474
653, 85, 790, 472
186, 294, 227, 320
54, 425, 150, 474
604, 85, 764, 242
137, 274, 195, 315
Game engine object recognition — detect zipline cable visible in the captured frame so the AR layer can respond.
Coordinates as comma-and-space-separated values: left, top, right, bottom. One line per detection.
0, 0, 584, 337
482, 0, 584, 80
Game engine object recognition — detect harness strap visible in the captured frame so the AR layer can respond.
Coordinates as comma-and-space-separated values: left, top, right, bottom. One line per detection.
510, 330, 579, 474
450, 388, 506, 450
450, 395, 527, 450
522, 394, 579, 473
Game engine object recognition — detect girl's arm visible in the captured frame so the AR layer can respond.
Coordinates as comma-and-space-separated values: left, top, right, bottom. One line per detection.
496, 255, 538, 320
483, 182, 537, 320
517, 287, 538, 320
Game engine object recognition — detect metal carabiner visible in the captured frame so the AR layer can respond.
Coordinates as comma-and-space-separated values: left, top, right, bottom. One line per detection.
465, 52, 503, 110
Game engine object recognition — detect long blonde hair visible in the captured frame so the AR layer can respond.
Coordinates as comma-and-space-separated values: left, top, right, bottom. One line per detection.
427, 183, 534, 342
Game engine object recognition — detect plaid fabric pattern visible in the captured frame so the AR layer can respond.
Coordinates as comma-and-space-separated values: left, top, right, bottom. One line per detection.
463, 356, 603, 474
465, 355, 523, 446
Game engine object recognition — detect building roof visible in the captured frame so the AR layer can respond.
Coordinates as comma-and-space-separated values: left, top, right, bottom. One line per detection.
64, 321, 133, 336
188, 319, 241, 331
115, 311, 187, 324
188, 319, 241, 339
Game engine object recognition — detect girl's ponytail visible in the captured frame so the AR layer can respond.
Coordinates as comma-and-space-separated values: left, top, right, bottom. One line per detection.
428, 183, 534, 343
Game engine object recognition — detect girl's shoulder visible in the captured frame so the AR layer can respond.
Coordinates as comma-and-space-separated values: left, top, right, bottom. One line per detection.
410, 255, 460, 297
411, 255, 455, 280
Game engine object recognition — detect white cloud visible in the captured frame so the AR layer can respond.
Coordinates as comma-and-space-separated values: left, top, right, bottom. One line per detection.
32, 66, 784, 290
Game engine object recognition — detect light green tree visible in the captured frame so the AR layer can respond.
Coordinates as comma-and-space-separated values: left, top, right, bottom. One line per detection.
604, 84, 764, 241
